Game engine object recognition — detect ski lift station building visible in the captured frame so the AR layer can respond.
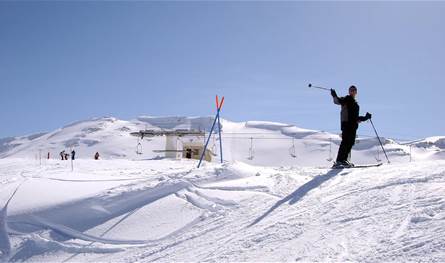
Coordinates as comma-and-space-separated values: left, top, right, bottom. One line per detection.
130, 129, 214, 162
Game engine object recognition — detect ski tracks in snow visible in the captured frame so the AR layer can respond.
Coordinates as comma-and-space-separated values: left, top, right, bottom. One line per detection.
2, 160, 279, 262
137, 162, 445, 262
2, 160, 445, 262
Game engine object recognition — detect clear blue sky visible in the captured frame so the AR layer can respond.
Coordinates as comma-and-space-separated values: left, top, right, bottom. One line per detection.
1, 1, 444, 140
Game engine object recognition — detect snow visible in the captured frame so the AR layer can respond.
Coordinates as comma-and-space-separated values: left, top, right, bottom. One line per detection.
1, 116, 443, 166
412, 136, 445, 150
0, 116, 444, 262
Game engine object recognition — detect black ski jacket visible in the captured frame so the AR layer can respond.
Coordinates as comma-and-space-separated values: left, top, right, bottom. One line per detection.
333, 95, 367, 130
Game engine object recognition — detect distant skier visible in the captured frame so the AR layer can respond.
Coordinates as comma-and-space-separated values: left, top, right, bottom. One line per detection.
60, 151, 65, 160
71, 150, 76, 160
331, 85, 372, 167
94, 152, 100, 160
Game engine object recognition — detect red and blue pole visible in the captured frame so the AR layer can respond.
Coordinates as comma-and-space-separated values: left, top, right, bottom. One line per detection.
197, 96, 224, 168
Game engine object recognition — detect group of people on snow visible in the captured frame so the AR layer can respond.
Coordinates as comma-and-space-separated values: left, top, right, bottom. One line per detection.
55, 150, 100, 160
59, 150, 75, 161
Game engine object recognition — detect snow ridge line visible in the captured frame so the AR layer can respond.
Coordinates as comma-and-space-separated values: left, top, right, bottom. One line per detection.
8, 178, 214, 261
0, 179, 26, 260
8, 176, 242, 245
5, 162, 304, 261
367, 172, 445, 191
8, 179, 194, 242
24, 176, 151, 183
62, 206, 143, 262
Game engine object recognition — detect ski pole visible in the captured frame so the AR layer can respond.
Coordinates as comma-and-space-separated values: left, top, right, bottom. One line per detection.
308, 83, 330, 91
369, 119, 390, 164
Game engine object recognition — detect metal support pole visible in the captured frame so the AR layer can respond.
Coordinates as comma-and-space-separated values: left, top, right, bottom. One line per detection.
217, 113, 223, 163
198, 95, 224, 168
197, 110, 220, 168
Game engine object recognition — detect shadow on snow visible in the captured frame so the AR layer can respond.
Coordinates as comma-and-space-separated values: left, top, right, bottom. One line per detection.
248, 169, 346, 227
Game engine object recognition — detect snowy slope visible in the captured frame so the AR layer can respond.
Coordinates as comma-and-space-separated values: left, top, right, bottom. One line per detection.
1, 116, 442, 166
0, 116, 444, 262
0, 116, 214, 161
1, 158, 444, 262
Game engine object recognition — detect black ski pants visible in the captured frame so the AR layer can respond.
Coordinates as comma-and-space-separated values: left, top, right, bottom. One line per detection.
336, 123, 357, 163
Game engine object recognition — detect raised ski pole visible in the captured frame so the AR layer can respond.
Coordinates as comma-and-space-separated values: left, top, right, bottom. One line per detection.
197, 96, 224, 168
216, 96, 224, 163
308, 83, 330, 91
369, 119, 390, 164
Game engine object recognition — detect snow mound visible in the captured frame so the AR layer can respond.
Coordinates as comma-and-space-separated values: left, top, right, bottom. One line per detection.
413, 136, 445, 150
137, 116, 214, 131
1, 159, 445, 262
245, 121, 293, 131
245, 121, 318, 138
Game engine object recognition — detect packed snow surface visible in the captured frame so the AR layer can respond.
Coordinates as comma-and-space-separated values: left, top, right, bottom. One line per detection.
1, 116, 444, 262
1, 158, 444, 262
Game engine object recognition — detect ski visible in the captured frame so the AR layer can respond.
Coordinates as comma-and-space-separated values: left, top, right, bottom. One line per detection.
332, 163, 383, 169
352, 163, 383, 168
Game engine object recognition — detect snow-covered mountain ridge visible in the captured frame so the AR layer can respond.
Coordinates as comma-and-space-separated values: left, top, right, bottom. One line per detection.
1, 116, 444, 166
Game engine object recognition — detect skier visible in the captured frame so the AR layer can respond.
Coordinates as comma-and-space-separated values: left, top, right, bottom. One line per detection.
331, 85, 372, 168
94, 152, 100, 160
71, 150, 76, 160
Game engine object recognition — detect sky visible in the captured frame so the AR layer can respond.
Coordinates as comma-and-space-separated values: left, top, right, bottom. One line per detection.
0, 1, 444, 140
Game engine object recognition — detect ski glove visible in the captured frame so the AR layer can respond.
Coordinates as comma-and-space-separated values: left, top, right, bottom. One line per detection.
330, 89, 337, 97
365, 112, 372, 120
